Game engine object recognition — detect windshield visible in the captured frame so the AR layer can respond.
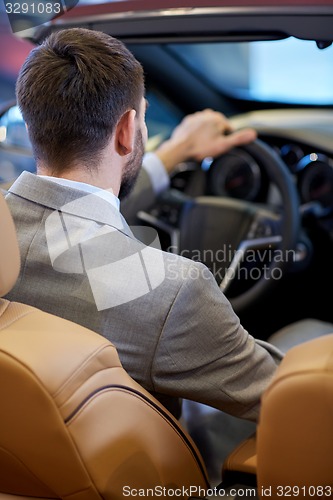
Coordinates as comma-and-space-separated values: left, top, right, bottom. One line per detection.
167, 38, 333, 105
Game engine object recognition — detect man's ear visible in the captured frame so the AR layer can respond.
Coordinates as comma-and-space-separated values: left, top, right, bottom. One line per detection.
115, 109, 136, 156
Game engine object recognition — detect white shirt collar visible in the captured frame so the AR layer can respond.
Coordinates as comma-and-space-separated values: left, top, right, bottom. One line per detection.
38, 175, 120, 211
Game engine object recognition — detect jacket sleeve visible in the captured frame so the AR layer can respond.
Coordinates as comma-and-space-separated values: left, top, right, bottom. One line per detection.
151, 260, 283, 422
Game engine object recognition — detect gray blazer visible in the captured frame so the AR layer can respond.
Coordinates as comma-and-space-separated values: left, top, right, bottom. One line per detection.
5, 171, 282, 420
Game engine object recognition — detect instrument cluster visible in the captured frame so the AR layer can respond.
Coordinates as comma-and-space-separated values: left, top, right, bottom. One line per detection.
206, 138, 333, 211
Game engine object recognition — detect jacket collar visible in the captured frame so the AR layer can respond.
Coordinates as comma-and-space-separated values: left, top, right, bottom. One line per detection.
9, 171, 134, 239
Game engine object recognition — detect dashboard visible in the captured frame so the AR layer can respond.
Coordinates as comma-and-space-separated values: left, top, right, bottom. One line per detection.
231, 108, 333, 210
170, 108, 333, 224
205, 135, 333, 210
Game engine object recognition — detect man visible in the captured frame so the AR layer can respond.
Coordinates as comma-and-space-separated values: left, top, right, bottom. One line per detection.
5, 27, 282, 421
122, 108, 256, 223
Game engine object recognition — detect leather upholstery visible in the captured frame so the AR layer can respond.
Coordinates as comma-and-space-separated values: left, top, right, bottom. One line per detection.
0, 194, 20, 297
221, 335, 333, 497
257, 334, 333, 498
221, 434, 256, 486
0, 191, 209, 498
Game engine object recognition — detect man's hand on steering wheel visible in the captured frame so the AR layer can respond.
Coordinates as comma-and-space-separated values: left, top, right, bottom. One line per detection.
154, 109, 257, 173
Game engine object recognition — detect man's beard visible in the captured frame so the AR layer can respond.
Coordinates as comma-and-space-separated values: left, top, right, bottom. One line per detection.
118, 129, 145, 201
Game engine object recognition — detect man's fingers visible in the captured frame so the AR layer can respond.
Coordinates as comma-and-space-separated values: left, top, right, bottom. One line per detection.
197, 127, 257, 160
224, 128, 257, 149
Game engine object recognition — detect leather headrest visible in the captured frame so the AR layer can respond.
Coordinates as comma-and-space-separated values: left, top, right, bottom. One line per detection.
0, 192, 20, 297
257, 334, 333, 495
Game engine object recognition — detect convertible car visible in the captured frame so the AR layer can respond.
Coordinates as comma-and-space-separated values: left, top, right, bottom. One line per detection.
0, 0, 333, 495
2, 0, 333, 337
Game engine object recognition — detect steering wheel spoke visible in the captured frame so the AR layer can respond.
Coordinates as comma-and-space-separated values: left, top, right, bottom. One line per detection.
220, 234, 282, 293
247, 208, 282, 240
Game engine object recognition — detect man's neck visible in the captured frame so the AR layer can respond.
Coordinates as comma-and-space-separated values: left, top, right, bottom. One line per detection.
37, 161, 121, 195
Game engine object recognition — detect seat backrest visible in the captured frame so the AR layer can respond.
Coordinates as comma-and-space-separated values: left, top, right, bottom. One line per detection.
0, 192, 20, 298
0, 192, 209, 499
257, 334, 333, 498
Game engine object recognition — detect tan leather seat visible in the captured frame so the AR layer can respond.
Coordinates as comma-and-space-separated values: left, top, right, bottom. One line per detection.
257, 333, 333, 498
0, 192, 209, 498
222, 334, 333, 498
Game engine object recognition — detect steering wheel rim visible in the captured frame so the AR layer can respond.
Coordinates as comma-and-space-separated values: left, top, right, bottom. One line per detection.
227, 139, 299, 311
179, 138, 300, 313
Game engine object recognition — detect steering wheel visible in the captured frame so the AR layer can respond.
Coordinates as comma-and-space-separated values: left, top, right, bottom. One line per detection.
174, 139, 300, 313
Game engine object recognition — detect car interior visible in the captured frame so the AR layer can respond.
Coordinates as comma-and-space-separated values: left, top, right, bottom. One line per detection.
2, 3, 333, 339
0, 190, 210, 498
1, 1, 333, 496
1, 188, 332, 497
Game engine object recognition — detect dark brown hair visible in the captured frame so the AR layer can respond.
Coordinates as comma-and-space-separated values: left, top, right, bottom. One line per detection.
16, 28, 144, 172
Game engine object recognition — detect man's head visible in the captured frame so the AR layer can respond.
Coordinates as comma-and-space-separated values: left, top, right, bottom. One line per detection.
16, 28, 145, 194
